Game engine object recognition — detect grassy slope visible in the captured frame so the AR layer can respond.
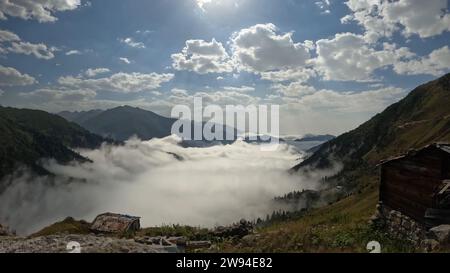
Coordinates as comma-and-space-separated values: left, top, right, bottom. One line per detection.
294, 73, 450, 176
30, 217, 91, 238
221, 75, 450, 253
0, 106, 107, 182
217, 182, 415, 253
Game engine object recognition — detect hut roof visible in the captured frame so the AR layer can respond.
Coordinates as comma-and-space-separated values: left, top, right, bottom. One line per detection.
378, 143, 450, 166
90, 213, 140, 233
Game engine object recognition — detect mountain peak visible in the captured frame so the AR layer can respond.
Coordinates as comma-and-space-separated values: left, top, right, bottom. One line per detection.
294, 73, 450, 175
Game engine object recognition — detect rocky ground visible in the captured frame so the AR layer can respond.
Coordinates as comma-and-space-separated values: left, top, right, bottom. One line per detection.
0, 234, 178, 253
0, 218, 255, 253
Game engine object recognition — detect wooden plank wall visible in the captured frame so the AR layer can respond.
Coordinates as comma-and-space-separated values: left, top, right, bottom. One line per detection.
380, 148, 445, 223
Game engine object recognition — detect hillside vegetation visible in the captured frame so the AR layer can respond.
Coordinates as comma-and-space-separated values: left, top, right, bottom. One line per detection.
0, 106, 108, 185
229, 73, 450, 252
293, 73, 450, 191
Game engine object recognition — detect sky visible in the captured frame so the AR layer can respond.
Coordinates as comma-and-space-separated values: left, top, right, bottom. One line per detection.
0, 0, 449, 135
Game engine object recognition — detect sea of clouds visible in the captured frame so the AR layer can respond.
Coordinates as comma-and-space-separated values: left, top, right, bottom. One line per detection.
0, 135, 332, 235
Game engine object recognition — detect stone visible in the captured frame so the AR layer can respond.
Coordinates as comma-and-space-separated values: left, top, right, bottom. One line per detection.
241, 234, 260, 246
186, 241, 212, 249
428, 225, 450, 244
422, 239, 440, 252
0, 224, 14, 236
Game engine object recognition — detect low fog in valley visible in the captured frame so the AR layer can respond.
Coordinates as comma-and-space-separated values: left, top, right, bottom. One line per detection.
0, 136, 335, 235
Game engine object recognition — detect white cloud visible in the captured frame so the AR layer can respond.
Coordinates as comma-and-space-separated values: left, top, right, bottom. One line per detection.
223, 85, 255, 93
0, 29, 55, 59
272, 82, 317, 98
230, 23, 312, 73
0, 0, 81, 22
65, 50, 82, 56
294, 86, 406, 113
170, 88, 189, 96
120, 37, 146, 49
20, 88, 97, 102
343, 0, 450, 42
8, 41, 54, 59
58, 72, 174, 93
119, 57, 131, 64
171, 39, 234, 74
0, 89, 4, 96
84, 68, 111, 78
393, 46, 450, 76
278, 85, 406, 135
315, 0, 331, 14
315, 33, 414, 81
260, 68, 316, 83
0, 65, 36, 86
172, 90, 260, 106
0, 29, 19, 42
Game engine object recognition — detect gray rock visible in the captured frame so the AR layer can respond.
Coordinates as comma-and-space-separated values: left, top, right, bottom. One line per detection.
0, 224, 14, 236
422, 239, 440, 252
428, 225, 450, 244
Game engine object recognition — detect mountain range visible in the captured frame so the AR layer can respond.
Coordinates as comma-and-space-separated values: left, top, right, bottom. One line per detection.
0, 106, 109, 188
59, 106, 176, 141
293, 73, 450, 191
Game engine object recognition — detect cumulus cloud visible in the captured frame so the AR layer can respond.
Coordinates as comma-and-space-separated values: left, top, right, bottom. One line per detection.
272, 82, 317, 98
222, 85, 255, 93
0, 136, 323, 235
58, 72, 174, 93
278, 85, 407, 135
343, 0, 450, 42
0, 29, 55, 59
0, 29, 19, 42
171, 39, 234, 74
7, 41, 55, 59
20, 88, 97, 102
315, 33, 414, 81
170, 24, 316, 82
84, 68, 111, 78
0, 65, 36, 86
168, 87, 260, 107
230, 23, 312, 73
261, 68, 317, 83
120, 37, 145, 49
0, 0, 81, 22
393, 46, 450, 76
119, 57, 131, 64
295, 86, 406, 113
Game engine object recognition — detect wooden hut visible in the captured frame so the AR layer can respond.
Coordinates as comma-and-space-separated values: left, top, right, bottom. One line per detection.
379, 143, 450, 227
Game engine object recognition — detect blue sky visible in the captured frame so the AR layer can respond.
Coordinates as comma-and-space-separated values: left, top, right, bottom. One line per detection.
0, 0, 449, 135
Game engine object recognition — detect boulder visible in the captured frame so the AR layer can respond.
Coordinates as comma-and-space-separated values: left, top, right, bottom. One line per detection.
0, 224, 13, 236
428, 225, 450, 244
211, 219, 253, 238
422, 239, 440, 252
